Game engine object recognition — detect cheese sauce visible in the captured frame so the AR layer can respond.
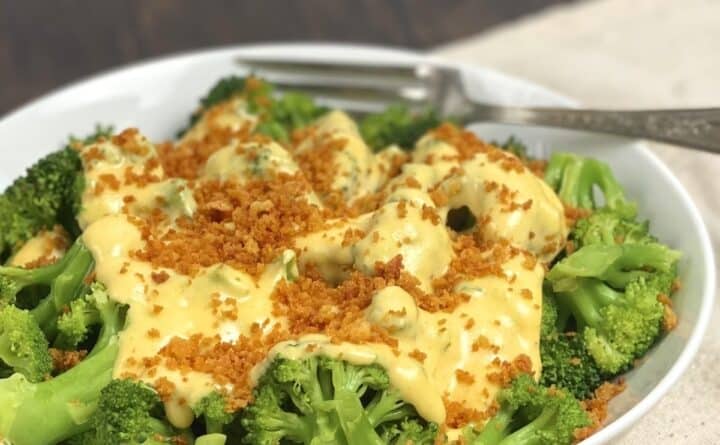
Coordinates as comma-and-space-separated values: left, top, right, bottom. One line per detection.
78, 109, 567, 432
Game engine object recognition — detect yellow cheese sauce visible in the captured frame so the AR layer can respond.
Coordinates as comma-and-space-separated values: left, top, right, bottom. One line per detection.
296, 110, 405, 201
8, 227, 69, 267
77, 109, 567, 432
180, 97, 258, 144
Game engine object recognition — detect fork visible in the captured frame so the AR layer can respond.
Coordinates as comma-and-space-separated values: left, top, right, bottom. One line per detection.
235, 58, 720, 154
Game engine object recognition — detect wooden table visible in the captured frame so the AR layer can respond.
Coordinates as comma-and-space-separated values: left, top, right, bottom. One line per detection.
0, 0, 572, 115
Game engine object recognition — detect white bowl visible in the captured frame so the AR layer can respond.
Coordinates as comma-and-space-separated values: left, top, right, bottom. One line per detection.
0, 43, 714, 444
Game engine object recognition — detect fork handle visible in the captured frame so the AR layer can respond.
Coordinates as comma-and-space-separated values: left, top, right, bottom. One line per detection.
473, 106, 720, 154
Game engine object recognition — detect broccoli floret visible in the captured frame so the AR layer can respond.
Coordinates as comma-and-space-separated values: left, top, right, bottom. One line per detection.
359, 105, 442, 151
467, 373, 590, 445
378, 418, 439, 445
540, 289, 604, 401
0, 239, 94, 343
255, 92, 328, 142
0, 305, 52, 382
193, 391, 236, 435
544, 153, 636, 217
547, 242, 680, 374
11, 239, 95, 340
239, 355, 437, 445
494, 136, 528, 160
54, 281, 117, 350
572, 208, 654, 248
548, 243, 680, 291
0, 126, 112, 260
181, 76, 326, 140
87, 379, 184, 444
0, 281, 124, 445
540, 332, 604, 400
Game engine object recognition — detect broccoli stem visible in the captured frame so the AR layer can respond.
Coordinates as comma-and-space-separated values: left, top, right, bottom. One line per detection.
333, 388, 385, 445
500, 405, 558, 445
30, 242, 94, 338
557, 278, 622, 330
6, 341, 118, 445
366, 390, 415, 427
471, 409, 514, 444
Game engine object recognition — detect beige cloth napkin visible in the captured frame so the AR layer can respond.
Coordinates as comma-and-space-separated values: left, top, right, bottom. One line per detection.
433, 0, 720, 442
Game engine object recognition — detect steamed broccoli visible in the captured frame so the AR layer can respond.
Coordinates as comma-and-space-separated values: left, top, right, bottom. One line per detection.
54, 281, 119, 351
0, 288, 124, 445
0, 281, 124, 445
547, 242, 680, 374
540, 289, 604, 401
84, 379, 187, 444
0, 126, 111, 260
540, 331, 604, 401
544, 152, 636, 217
494, 136, 528, 160
0, 305, 52, 382
466, 373, 590, 445
254, 92, 328, 142
571, 208, 654, 248
0, 239, 94, 344
181, 76, 326, 140
239, 355, 437, 445
193, 391, 236, 435
0, 239, 95, 343
359, 105, 441, 151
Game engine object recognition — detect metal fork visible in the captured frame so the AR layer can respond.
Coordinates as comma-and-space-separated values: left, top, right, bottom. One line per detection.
236, 58, 720, 154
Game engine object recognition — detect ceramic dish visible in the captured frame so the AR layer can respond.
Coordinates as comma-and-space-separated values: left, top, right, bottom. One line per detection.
0, 43, 714, 444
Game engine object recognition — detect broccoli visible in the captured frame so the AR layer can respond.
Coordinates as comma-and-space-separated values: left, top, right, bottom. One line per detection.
547, 242, 680, 374
539, 289, 604, 401
571, 208, 654, 248
493, 136, 528, 160
540, 331, 604, 401
0, 281, 124, 445
466, 373, 589, 445
0, 239, 95, 341
0, 239, 94, 342
239, 355, 437, 445
181, 76, 326, 141
0, 126, 112, 260
193, 391, 236, 435
85, 379, 187, 444
544, 153, 636, 217
254, 92, 328, 142
0, 305, 52, 382
184, 76, 446, 151
359, 105, 441, 151
54, 281, 119, 351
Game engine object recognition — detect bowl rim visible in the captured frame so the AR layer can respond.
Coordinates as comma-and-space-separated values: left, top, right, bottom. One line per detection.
0, 42, 715, 444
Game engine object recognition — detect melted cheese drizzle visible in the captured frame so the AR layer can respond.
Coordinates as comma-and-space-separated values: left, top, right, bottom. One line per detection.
78, 108, 568, 431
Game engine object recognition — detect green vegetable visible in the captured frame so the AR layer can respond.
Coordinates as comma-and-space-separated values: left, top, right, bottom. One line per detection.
547, 242, 679, 374
571, 208, 654, 248
181, 76, 326, 141
0, 305, 52, 382
239, 355, 437, 445
466, 373, 590, 445
54, 282, 120, 351
255, 92, 328, 142
0, 126, 111, 260
494, 136, 528, 159
359, 105, 441, 151
544, 152, 636, 217
539, 290, 604, 400
193, 391, 236, 435
0, 289, 124, 445
86, 379, 187, 444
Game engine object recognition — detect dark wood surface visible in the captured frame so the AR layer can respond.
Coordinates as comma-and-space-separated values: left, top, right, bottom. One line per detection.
0, 0, 573, 115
